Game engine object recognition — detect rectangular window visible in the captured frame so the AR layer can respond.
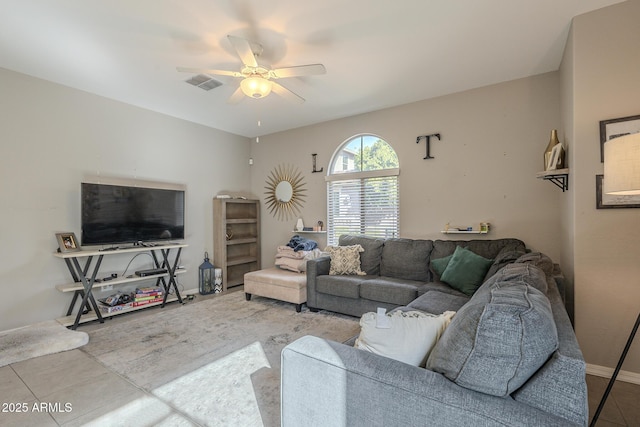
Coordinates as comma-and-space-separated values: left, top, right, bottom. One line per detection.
327, 175, 399, 245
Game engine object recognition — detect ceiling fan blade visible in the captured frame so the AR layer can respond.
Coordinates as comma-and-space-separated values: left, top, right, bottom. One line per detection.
271, 82, 305, 104
176, 67, 241, 77
227, 86, 245, 104
227, 35, 258, 68
271, 64, 326, 78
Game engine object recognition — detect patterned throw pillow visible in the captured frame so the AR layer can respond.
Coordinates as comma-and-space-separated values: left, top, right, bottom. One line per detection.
325, 245, 366, 275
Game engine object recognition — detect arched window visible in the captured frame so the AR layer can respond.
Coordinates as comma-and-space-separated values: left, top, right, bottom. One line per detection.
326, 134, 400, 245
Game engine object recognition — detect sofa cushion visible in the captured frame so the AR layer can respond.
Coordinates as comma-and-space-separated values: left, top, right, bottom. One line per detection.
515, 252, 554, 276
355, 310, 455, 367
491, 263, 549, 293
380, 238, 433, 282
316, 275, 374, 299
439, 246, 493, 296
430, 254, 452, 280
426, 278, 558, 397
407, 290, 470, 314
511, 277, 588, 426
325, 245, 366, 276
359, 277, 422, 306
431, 238, 526, 260
339, 235, 385, 275
483, 249, 527, 281
417, 282, 468, 300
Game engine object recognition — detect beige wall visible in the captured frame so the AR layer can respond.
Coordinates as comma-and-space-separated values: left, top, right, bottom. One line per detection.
564, 0, 640, 378
559, 24, 577, 321
0, 68, 251, 330
251, 73, 563, 269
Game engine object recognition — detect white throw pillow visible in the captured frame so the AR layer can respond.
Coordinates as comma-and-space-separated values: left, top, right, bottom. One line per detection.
355, 310, 455, 367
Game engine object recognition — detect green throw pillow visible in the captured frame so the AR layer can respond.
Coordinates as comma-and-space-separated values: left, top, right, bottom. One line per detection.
440, 246, 493, 296
431, 254, 453, 277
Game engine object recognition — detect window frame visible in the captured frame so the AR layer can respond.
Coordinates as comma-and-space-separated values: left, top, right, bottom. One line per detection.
325, 134, 400, 245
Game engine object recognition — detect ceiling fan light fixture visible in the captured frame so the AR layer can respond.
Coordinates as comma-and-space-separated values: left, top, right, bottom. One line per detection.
240, 76, 272, 99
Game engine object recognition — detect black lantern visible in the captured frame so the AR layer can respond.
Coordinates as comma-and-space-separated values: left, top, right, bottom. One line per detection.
199, 252, 216, 295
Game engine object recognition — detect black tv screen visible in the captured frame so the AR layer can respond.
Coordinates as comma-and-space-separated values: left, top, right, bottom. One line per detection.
81, 183, 185, 246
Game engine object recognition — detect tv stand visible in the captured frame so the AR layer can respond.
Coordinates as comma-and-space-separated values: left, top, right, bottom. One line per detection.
54, 243, 187, 329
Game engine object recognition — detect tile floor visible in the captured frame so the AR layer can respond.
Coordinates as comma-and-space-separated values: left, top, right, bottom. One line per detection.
587, 375, 640, 427
0, 349, 195, 426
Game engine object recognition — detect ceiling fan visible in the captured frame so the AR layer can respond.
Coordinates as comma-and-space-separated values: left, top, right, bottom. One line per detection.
177, 35, 326, 104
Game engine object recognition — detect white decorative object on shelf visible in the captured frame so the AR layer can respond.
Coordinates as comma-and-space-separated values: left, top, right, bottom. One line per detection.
214, 268, 223, 293
296, 218, 304, 232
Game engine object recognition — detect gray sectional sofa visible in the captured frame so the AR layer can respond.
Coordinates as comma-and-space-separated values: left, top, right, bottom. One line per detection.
306, 235, 527, 316
281, 235, 587, 426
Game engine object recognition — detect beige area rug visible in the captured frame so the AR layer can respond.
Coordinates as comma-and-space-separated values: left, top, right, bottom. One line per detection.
0, 320, 89, 367
81, 291, 360, 427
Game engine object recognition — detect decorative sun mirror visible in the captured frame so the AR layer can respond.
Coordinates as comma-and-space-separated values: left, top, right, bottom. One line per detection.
264, 164, 307, 221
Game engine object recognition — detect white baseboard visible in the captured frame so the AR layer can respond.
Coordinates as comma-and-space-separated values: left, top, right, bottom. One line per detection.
586, 363, 640, 385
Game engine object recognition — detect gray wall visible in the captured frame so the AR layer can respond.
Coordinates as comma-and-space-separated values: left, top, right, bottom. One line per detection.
251, 72, 563, 269
0, 68, 251, 330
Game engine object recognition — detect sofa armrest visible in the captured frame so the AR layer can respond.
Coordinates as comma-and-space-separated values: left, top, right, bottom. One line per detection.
306, 256, 330, 309
281, 336, 581, 427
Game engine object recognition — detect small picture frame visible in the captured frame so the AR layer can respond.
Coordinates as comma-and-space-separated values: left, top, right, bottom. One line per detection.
56, 232, 80, 252
595, 175, 640, 209
599, 114, 640, 162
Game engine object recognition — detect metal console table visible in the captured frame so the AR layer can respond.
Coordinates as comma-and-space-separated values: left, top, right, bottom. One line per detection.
54, 243, 187, 329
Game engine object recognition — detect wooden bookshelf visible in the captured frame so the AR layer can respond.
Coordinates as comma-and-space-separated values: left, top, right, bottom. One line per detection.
213, 199, 261, 291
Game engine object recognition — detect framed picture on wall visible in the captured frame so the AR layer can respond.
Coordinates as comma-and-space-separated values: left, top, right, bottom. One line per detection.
595, 175, 640, 209
599, 114, 640, 162
55, 232, 81, 253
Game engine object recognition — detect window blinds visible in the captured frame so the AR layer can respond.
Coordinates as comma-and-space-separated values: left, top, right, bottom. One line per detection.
326, 173, 399, 245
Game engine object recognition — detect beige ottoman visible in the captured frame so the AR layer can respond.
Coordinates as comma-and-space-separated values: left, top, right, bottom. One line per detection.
244, 267, 307, 312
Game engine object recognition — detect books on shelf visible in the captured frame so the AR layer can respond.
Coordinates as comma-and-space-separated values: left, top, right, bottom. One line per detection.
134, 287, 164, 297
134, 290, 163, 297
134, 294, 161, 301
134, 287, 164, 306
133, 297, 163, 307
97, 286, 165, 312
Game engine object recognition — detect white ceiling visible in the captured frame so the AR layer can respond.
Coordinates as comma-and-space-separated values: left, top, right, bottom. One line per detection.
0, 0, 623, 138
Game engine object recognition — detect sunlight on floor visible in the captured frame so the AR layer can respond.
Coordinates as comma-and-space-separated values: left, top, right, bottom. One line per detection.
81, 395, 182, 426
83, 341, 271, 426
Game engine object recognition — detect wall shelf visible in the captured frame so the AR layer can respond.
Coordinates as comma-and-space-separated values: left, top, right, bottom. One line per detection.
292, 230, 326, 234
441, 230, 489, 234
536, 168, 569, 192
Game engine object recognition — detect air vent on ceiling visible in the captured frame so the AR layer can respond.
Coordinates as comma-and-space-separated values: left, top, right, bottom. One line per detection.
185, 74, 222, 91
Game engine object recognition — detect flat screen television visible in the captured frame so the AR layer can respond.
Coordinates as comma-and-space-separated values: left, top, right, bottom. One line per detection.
81, 182, 185, 246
